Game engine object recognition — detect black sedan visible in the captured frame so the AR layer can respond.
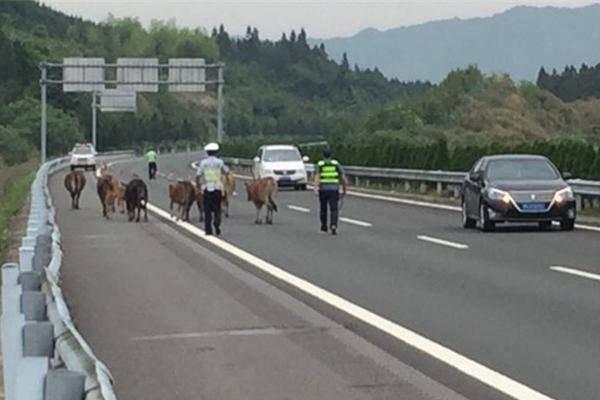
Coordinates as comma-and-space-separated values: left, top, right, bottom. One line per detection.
462, 155, 576, 231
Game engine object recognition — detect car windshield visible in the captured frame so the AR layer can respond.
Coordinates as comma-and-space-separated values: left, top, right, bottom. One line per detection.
487, 158, 559, 180
263, 149, 300, 162
73, 146, 93, 155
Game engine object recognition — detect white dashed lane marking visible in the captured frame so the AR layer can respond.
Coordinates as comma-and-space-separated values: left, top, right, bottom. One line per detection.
287, 205, 311, 213
417, 235, 469, 250
550, 266, 600, 282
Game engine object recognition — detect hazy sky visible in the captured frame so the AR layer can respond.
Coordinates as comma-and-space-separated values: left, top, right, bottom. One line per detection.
41, 0, 600, 39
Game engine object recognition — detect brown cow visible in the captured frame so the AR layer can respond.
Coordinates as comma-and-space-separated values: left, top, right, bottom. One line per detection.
245, 177, 278, 225
221, 173, 236, 218
96, 173, 122, 219
125, 178, 148, 222
64, 171, 86, 209
169, 180, 196, 221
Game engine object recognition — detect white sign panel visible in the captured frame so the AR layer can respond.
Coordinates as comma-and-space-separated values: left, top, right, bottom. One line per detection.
168, 58, 206, 92
62, 58, 105, 92
99, 90, 137, 112
116, 58, 158, 92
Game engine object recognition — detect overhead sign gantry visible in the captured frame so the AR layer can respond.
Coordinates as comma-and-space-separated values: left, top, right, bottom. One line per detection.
39, 57, 224, 163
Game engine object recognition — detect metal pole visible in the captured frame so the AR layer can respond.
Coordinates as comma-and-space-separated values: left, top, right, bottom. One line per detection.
40, 64, 47, 164
92, 92, 97, 149
217, 65, 224, 143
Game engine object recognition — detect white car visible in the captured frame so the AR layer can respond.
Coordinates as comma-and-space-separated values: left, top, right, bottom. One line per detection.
69, 143, 97, 171
253, 145, 309, 190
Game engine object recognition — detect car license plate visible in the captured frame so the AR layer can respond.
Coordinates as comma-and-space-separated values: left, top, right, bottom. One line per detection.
278, 176, 290, 181
521, 202, 546, 211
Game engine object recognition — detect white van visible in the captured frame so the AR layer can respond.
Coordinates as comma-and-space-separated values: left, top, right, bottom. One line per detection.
253, 145, 309, 190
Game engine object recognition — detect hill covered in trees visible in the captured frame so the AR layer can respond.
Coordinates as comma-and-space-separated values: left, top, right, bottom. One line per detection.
0, 1, 428, 164
537, 64, 600, 102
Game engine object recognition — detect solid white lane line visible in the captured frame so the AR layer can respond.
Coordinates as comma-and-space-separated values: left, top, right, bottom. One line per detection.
147, 201, 554, 400
339, 217, 373, 227
550, 266, 600, 282
288, 205, 310, 213
417, 235, 469, 250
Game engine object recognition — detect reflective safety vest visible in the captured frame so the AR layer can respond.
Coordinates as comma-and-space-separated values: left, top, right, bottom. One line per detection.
318, 159, 340, 184
203, 166, 222, 185
145, 150, 157, 162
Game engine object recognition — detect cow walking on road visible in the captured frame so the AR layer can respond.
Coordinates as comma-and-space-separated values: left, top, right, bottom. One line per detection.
169, 179, 196, 222
125, 178, 148, 222
245, 177, 278, 225
64, 171, 86, 209
97, 173, 121, 219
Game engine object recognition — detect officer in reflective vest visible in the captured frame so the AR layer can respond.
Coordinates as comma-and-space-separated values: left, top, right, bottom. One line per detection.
145, 149, 158, 179
196, 143, 229, 236
314, 148, 347, 235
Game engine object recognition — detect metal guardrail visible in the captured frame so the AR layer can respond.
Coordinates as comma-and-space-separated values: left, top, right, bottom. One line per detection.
0, 152, 132, 400
221, 157, 600, 208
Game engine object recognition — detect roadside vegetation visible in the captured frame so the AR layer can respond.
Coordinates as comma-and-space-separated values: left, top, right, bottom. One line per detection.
0, 160, 36, 261
2, 2, 600, 179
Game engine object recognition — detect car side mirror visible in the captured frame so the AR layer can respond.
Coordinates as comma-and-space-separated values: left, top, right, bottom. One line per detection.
253, 156, 260, 163
302, 156, 309, 162
562, 171, 573, 180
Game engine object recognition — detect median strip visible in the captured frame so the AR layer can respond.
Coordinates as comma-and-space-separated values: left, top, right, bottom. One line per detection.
550, 266, 600, 282
417, 235, 469, 250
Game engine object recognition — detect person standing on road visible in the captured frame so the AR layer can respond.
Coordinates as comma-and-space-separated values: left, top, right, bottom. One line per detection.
145, 148, 158, 180
314, 148, 347, 235
196, 143, 229, 236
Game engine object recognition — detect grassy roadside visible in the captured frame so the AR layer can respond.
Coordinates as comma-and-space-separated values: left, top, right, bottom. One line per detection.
0, 160, 37, 262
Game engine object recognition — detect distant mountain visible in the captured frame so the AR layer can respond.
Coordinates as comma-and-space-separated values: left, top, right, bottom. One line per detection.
313, 5, 600, 82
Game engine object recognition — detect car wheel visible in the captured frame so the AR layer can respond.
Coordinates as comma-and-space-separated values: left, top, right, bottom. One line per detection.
294, 185, 300, 191
300, 184, 307, 191
479, 201, 495, 232
538, 221, 552, 230
560, 218, 575, 231
70, 165, 75, 171
462, 201, 476, 228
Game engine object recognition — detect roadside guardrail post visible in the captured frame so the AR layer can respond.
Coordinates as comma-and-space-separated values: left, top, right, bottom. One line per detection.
23, 321, 54, 357
575, 194, 582, 211
45, 369, 86, 400
22, 291, 47, 321
436, 181, 443, 195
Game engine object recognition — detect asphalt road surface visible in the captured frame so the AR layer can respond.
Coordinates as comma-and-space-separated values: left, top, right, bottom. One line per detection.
51, 153, 600, 400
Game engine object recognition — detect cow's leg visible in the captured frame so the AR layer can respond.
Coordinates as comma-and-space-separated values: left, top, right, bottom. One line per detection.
74, 192, 79, 209
266, 207, 273, 225
136, 204, 141, 222
255, 207, 263, 224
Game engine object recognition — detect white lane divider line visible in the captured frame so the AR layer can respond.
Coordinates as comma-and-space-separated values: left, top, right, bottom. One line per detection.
417, 235, 469, 250
147, 201, 555, 400
550, 266, 600, 282
339, 217, 373, 227
287, 205, 310, 213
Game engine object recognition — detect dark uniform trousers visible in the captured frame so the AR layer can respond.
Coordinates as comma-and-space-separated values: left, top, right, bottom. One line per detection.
203, 189, 222, 234
148, 162, 157, 179
319, 190, 339, 229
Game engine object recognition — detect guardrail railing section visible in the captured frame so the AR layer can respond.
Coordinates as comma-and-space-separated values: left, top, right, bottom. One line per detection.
1, 156, 119, 400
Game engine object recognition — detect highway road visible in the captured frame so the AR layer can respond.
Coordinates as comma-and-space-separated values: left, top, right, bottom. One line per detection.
50, 153, 600, 400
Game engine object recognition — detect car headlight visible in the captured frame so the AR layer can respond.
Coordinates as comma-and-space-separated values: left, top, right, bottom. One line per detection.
553, 187, 574, 204
487, 188, 513, 205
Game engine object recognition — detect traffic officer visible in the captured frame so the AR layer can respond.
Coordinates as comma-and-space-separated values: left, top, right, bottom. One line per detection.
314, 148, 347, 235
196, 142, 229, 236
145, 148, 158, 179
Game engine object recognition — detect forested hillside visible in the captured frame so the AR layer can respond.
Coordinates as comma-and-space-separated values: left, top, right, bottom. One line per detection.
537, 64, 600, 102
0, 1, 427, 164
